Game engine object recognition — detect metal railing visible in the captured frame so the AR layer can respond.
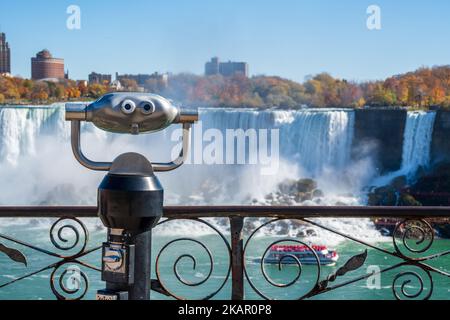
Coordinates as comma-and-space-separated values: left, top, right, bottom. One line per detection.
0, 206, 449, 300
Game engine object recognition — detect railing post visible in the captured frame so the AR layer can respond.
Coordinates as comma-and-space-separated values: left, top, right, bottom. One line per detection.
230, 216, 245, 300
128, 230, 152, 300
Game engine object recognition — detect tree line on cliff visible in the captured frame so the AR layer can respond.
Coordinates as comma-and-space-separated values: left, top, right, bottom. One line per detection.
2, 65, 450, 108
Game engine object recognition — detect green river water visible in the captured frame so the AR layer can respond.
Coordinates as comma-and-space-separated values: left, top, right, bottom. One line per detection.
0, 221, 448, 300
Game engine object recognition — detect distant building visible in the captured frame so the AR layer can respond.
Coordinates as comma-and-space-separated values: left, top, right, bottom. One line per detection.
31, 49, 65, 80
116, 73, 151, 85
205, 57, 248, 77
150, 72, 169, 89
220, 61, 248, 77
76, 80, 88, 87
89, 72, 112, 85
115, 72, 169, 89
0, 33, 11, 74
110, 80, 123, 91
205, 57, 220, 76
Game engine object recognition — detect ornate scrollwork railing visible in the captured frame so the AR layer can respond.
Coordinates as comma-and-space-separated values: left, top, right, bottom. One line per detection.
0, 206, 449, 300
0, 216, 101, 300
153, 218, 232, 300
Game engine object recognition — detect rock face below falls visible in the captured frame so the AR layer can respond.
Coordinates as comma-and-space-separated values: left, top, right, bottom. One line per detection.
367, 163, 450, 207
353, 109, 407, 174
255, 178, 329, 206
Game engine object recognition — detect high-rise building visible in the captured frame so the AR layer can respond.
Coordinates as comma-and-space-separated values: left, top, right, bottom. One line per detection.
205, 57, 220, 76
88, 72, 112, 85
0, 33, 11, 74
220, 61, 248, 77
205, 57, 248, 77
31, 49, 65, 80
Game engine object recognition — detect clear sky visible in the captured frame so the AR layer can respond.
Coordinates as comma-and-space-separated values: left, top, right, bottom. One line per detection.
1, 0, 449, 82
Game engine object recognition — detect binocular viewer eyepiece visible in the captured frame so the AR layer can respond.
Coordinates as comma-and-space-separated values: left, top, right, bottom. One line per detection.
65, 93, 198, 172
66, 92, 198, 135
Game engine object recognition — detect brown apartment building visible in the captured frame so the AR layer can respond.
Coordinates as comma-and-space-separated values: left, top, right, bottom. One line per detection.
31, 49, 65, 80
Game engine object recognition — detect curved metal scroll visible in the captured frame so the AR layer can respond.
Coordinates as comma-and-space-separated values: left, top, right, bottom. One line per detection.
153, 218, 232, 300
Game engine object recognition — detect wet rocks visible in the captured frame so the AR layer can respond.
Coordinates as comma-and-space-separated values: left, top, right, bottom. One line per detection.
391, 175, 407, 190
296, 178, 318, 193
366, 175, 424, 206
409, 163, 450, 206
368, 162, 450, 207
312, 189, 325, 198
256, 178, 325, 206
398, 193, 422, 206
367, 185, 399, 206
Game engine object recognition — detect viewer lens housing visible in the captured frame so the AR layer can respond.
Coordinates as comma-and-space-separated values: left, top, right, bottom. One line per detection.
121, 99, 136, 114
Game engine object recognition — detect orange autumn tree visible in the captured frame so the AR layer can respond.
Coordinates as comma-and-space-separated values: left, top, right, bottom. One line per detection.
2, 65, 450, 108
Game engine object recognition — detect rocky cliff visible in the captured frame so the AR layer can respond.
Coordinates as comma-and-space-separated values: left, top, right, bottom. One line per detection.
352, 109, 407, 173
431, 110, 450, 164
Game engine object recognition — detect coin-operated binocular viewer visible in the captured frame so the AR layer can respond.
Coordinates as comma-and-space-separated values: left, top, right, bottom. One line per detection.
65, 93, 198, 300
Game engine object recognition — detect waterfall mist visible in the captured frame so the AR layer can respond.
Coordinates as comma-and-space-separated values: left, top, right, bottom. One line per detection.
0, 105, 406, 206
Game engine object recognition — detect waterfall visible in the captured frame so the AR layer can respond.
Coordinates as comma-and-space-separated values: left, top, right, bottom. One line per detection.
0, 105, 381, 243
0, 106, 357, 205
0, 106, 356, 177
276, 109, 355, 175
0, 106, 67, 166
200, 108, 355, 177
401, 111, 436, 176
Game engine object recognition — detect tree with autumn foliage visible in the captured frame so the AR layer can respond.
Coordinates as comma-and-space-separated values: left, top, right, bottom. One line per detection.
3, 65, 450, 108
0, 75, 113, 104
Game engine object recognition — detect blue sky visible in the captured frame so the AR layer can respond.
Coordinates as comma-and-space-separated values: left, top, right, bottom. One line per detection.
1, 0, 449, 82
